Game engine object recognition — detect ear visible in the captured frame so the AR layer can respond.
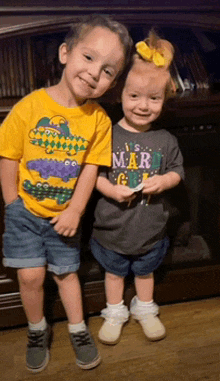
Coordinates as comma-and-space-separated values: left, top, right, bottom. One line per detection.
59, 43, 68, 65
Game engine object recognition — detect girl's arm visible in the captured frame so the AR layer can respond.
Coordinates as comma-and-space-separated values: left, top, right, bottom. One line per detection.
142, 171, 181, 195
96, 175, 135, 203
0, 158, 19, 205
51, 164, 99, 236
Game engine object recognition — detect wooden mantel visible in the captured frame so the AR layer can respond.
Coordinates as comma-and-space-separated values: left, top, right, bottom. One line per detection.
0, 2, 220, 40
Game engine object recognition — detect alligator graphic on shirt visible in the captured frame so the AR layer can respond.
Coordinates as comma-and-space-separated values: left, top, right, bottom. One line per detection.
29, 116, 89, 155
23, 179, 73, 204
27, 159, 81, 182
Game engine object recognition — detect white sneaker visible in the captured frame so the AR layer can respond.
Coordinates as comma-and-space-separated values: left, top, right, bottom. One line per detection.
98, 302, 129, 345
130, 296, 166, 341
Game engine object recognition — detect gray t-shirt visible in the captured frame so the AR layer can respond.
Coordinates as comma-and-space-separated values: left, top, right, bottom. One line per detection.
93, 123, 184, 255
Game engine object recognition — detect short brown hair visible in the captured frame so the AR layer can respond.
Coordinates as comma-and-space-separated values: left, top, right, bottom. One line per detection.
64, 14, 133, 73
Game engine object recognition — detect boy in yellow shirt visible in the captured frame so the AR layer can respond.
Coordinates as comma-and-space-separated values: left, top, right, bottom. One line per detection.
0, 14, 132, 372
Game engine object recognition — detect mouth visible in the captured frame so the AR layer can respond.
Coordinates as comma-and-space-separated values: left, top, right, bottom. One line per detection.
134, 113, 151, 118
79, 76, 95, 89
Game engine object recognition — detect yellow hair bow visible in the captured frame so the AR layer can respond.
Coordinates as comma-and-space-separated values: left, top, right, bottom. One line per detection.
136, 41, 166, 67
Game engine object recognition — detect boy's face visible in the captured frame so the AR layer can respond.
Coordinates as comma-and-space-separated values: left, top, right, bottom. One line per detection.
59, 26, 125, 106
121, 64, 169, 132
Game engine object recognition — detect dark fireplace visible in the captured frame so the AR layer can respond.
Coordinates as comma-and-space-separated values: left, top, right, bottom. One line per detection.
167, 121, 220, 266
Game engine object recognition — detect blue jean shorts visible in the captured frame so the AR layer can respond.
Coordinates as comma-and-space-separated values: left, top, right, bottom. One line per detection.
90, 236, 170, 277
3, 197, 81, 275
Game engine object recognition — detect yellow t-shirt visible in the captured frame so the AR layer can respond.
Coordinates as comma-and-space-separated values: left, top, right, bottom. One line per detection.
0, 89, 111, 217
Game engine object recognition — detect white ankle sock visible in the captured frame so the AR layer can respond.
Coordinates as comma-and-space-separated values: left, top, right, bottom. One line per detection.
107, 300, 124, 309
28, 317, 47, 331
136, 298, 154, 307
68, 320, 86, 333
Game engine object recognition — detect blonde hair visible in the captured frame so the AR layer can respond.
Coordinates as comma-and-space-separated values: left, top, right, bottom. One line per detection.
100, 29, 175, 104
133, 30, 175, 99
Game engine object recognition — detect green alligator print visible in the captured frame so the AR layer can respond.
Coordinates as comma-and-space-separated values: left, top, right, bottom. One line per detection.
29, 116, 89, 155
23, 179, 73, 204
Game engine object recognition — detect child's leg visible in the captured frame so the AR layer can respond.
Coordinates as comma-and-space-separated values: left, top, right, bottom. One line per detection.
17, 267, 51, 373
17, 267, 46, 323
134, 273, 154, 302
98, 272, 129, 345
53, 272, 83, 324
53, 271, 101, 370
105, 271, 124, 304
90, 239, 130, 345
130, 273, 166, 341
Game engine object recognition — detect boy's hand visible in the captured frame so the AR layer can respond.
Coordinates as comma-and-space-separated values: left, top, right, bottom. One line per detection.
50, 207, 81, 237
112, 184, 136, 203
142, 175, 168, 195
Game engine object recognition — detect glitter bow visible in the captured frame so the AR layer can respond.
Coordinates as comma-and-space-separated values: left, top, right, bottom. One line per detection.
136, 41, 168, 67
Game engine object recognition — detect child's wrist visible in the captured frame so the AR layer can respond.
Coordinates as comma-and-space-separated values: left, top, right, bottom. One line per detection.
67, 204, 85, 217
4, 195, 19, 206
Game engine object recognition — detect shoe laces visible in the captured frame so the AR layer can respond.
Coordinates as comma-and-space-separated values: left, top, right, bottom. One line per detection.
27, 331, 45, 349
72, 331, 93, 347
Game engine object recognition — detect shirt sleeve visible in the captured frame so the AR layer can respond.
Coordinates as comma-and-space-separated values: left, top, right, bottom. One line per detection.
83, 107, 112, 167
165, 133, 185, 180
0, 102, 25, 160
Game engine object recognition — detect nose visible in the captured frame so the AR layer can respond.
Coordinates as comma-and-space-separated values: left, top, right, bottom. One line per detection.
138, 98, 149, 111
88, 64, 101, 81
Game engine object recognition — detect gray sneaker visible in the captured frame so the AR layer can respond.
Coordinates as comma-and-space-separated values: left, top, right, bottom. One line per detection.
70, 328, 101, 370
26, 325, 51, 373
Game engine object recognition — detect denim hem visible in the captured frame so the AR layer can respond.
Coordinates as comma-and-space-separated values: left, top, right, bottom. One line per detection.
3, 257, 46, 268
47, 263, 80, 275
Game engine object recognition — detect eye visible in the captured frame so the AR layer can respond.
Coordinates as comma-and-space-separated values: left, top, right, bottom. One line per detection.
36, 182, 42, 188
84, 54, 92, 61
151, 95, 162, 101
130, 93, 138, 98
104, 68, 113, 77
45, 129, 51, 135
71, 161, 77, 166
64, 159, 70, 166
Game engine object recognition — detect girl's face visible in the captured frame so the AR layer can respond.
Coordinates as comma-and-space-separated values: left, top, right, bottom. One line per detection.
59, 26, 125, 106
121, 63, 169, 133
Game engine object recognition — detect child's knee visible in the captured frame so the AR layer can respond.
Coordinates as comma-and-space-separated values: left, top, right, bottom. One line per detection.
17, 267, 46, 289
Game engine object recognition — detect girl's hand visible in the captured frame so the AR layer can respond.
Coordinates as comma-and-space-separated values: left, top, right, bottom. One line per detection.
142, 175, 168, 195
112, 184, 136, 203
50, 207, 81, 237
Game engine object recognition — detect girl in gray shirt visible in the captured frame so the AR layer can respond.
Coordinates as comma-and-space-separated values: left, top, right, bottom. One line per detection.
91, 31, 184, 345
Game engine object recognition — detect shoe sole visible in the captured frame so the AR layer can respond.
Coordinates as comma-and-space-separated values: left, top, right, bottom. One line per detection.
145, 332, 166, 342
98, 335, 121, 345
26, 350, 50, 373
76, 353, 101, 370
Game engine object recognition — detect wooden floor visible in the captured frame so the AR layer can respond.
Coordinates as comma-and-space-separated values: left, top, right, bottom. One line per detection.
1, 297, 220, 381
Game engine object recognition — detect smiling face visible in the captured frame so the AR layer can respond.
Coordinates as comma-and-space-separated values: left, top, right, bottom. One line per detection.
120, 60, 170, 133
59, 26, 125, 106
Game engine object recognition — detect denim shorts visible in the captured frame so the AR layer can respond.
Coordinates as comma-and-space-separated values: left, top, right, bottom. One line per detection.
3, 197, 81, 275
90, 236, 170, 277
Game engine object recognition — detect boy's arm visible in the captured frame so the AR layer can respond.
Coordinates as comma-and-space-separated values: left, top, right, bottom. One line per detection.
51, 164, 99, 237
0, 158, 19, 205
97, 175, 135, 203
